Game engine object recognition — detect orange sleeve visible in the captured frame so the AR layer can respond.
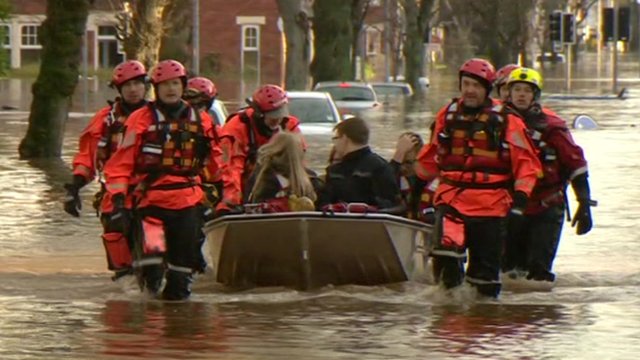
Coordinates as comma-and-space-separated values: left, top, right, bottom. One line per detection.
103, 108, 150, 196
505, 114, 543, 196
216, 116, 249, 209
71, 106, 110, 181
415, 106, 446, 181
199, 111, 223, 182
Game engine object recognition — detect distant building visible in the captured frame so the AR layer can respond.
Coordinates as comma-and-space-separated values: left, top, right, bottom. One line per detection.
2, 0, 122, 69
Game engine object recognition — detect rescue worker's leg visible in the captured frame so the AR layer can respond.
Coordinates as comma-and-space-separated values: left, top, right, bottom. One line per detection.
502, 215, 530, 278
100, 213, 133, 279
465, 216, 504, 298
430, 206, 466, 289
135, 207, 168, 295
162, 206, 201, 300
525, 205, 564, 282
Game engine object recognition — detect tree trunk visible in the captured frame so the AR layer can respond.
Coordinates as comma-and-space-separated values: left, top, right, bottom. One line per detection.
311, 0, 355, 85
18, 0, 90, 159
402, 0, 434, 95
276, 0, 311, 90
122, 0, 170, 70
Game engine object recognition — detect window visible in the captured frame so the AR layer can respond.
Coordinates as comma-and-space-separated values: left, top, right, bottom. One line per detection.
21, 25, 40, 47
243, 25, 259, 51
0, 25, 9, 48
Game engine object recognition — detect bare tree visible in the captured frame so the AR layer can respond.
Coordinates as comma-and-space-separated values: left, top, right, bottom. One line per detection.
276, 0, 312, 90
18, 0, 91, 158
401, 0, 436, 95
117, 0, 172, 70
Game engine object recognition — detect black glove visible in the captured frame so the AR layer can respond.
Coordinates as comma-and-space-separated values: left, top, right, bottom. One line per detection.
63, 175, 87, 217
108, 193, 130, 233
507, 190, 528, 236
571, 201, 593, 235
571, 173, 595, 235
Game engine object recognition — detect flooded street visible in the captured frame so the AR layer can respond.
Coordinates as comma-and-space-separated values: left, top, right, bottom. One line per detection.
1, 61, 640, 359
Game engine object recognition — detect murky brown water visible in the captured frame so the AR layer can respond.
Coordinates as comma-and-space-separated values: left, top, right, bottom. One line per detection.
1, 56, 640, 359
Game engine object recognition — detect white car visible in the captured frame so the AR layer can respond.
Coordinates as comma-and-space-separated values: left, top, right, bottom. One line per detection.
208, 98, 229, 126
287, 91, 341, 135
312, 81, 380, 114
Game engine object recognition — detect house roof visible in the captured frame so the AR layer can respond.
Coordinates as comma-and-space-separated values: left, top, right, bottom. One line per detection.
10, 0, 118, 15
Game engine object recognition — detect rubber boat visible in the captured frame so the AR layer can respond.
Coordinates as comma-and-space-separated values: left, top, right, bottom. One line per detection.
203, 211, 433, 290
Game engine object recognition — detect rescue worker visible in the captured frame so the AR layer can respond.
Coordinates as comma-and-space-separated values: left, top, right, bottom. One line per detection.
63, 59, 149, 277
414, 58, 542, 298
244, 131, 320, 212
494, 64, 520, 102
502, 67, 595, 283
317, 116, 402, 212
215, 84, 303, 216
183, 76, 224, 272
104, 59, 218, 300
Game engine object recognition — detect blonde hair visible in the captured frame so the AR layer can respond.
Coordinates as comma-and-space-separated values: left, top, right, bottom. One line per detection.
249, 131, 316, 202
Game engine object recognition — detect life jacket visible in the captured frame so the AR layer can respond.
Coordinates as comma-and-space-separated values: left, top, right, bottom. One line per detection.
96, 101, 128, 170
136, 103, 209, 177
436, 100, 512, 189
524, 108, 569, 208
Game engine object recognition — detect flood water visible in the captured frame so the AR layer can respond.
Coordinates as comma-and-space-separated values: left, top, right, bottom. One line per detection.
1, 57, 640, 359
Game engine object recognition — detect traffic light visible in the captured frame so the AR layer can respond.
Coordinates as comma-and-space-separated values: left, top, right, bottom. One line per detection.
549, 11, 563, 43
602, 8, 614, 41
602, 7, 631, 42
619, 7, 630, 41
563, 13, 576, 44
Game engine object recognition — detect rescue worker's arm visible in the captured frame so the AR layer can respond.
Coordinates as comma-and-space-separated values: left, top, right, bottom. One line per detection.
505, 114, 543, 197
71, 107, 110, 184
547, 127, 588, 182
103, 111, 146, 197
216, 124, 248, 211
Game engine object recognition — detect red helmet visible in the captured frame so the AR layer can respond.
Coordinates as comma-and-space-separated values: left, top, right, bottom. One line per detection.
111, 60, 147, 87
459, 58, 496, 87
150, 59, 187, 85
187, 77, 218, 99
252, 84, 288, 112
494, 64, 521, 87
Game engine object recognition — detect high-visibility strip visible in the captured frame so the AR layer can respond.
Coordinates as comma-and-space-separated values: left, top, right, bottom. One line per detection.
569, 166, 588, 180
167, 263, 192, 273
430, 249, 467, 259
74, 165, 92, 177
466, 275, 500, 285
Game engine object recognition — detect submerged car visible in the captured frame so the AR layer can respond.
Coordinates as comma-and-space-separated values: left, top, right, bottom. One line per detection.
312, 81, 380, 114
287, 91, 341, 135
371, 82, 414, 98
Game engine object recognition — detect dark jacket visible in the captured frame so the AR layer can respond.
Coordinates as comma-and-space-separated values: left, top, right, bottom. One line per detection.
389, 160, 426, 219
318, 147, 402, 209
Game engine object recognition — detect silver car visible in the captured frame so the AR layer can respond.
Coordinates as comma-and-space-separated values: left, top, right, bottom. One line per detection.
287, 91, 341, 135
312, 81, 380, 114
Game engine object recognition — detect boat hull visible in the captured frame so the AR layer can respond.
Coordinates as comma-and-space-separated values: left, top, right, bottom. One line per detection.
203, 212, 433, 290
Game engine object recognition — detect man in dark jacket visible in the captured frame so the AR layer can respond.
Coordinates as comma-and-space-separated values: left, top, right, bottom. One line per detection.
317, 117, 402, 212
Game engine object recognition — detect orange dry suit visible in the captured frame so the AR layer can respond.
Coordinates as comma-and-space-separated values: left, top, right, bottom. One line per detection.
414, 98, 542, 296
216, 108, 304, 212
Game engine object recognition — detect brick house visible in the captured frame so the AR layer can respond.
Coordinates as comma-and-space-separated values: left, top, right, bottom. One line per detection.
2, 0, 122, 70
198, 0, 288, 97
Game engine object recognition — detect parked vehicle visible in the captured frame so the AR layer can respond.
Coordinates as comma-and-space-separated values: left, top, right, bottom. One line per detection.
313, 81, 380, 114
371, 82, 414, 98
287, 91, 341, 135
208, 98, 229, 126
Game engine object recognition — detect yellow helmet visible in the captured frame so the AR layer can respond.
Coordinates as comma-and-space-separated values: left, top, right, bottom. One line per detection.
507, 67, 543, 92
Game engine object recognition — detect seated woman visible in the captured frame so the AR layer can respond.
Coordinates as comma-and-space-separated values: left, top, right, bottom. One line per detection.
244, 132, 321, 212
